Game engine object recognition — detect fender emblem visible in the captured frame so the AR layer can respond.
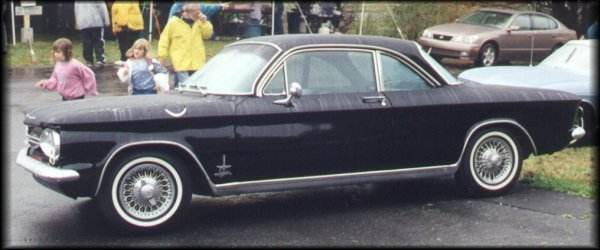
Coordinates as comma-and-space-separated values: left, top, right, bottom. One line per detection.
215, 154, 232, 178
164, 107, 187, 117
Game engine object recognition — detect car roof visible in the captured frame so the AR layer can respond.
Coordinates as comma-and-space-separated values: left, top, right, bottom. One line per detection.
232, 34, 447, 85
477, 8, 545, 16
228, 34, 452, 85
237, 34, 421, 56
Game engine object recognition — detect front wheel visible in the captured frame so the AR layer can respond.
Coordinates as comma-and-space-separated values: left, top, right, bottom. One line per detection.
477, 43, 498, 67
98, 151, 192, 233
456, 129, 522, 196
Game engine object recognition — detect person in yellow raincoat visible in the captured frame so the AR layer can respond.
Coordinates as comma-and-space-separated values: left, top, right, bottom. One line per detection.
112, 1, 144, 65
158, 2, 213, 87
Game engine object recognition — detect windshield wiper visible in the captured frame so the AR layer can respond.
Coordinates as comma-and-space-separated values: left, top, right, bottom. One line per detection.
183, 84, 208, 96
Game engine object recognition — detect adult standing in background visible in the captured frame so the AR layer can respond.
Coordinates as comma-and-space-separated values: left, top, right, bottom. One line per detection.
112, 1, 144, 66
75, 1, 110, 67
158, 2, 213, 87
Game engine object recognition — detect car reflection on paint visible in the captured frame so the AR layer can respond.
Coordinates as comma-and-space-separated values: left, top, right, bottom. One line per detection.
16, 34, 584, 233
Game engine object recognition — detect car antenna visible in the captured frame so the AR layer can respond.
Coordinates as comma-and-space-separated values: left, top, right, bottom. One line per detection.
529, 2, 537, 67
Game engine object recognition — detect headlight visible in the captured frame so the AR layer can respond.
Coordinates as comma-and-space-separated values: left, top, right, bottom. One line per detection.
40, 128, 60, 162
453, 35, 479, 43
422, 29, 432, 38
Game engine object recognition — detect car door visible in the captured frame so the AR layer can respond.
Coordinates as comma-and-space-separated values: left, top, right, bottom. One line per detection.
501, 14, 534, 60
235, 49, 393, 181
379, 52, 460, 168
531, 14, 557, 60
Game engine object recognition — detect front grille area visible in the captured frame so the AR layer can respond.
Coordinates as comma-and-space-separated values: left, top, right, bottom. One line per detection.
26, 126, 42, 148
25, 126, 49, 163
433, 34, 453, 41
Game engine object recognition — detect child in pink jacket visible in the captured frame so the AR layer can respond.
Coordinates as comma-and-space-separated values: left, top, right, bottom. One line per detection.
36, 38, 99, 101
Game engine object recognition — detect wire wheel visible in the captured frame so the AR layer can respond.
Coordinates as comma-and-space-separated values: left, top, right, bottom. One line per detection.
118, 162, 176, 220
106, 156, 188, 229
472, 136, 514, 186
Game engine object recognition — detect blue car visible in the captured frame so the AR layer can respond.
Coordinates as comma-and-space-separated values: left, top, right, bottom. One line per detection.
459, 39, 597, 145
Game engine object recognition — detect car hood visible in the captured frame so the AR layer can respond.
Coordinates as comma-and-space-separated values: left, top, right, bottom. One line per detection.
23, 93, 243, 127
458, 65, 593, 97
428, 23, 497, 36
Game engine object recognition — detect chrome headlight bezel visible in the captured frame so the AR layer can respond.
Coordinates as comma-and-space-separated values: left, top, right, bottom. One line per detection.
40, 128, 60, 162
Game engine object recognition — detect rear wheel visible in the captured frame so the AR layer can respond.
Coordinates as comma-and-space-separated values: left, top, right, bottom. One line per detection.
456, 129, 522, 196
98, 151, 192, 233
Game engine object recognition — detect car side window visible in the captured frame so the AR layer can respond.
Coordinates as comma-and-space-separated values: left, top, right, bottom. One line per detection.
532, 15, 551, 30
264, 66, 286, 95
380, 54, 430, 91
512, 15, 531, 30
285, 51, 376, 95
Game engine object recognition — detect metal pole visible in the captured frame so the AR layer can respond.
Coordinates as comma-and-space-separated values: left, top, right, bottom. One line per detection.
359, 1, 365, 35
271, 1, 275, 35
11, 1, 16, 45
295, 1, 312, 34
148, 1, 154, 41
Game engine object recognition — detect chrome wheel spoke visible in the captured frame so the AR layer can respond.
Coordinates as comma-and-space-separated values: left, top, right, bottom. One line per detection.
473, 137, 514, 185
118, 163, 176, 220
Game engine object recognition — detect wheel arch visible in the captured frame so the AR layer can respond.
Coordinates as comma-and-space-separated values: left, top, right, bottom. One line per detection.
458, 119, 537, 166
477, 41, 500, 66
94, 141, 216, 197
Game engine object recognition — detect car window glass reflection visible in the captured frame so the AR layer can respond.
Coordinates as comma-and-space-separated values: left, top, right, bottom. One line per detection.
286, 51, 376, 95
264, 66, 286, 95
512, 15, 531, 30
381, 54, 430, 91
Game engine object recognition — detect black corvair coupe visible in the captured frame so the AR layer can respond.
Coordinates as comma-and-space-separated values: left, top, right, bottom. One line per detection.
17, 34, 585, 232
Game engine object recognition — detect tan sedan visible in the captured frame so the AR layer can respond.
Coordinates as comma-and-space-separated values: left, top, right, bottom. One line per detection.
418, 8, 577, 66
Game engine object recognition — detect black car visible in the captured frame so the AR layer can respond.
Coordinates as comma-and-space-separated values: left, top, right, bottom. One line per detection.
17, 34, 585, 232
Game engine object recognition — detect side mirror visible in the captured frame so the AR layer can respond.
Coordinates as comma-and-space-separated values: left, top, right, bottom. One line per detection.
507, 25, 520, 32
274, 82, 303, 106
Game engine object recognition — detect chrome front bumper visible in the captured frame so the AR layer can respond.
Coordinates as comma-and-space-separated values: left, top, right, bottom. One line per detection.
16, 148, 80, 183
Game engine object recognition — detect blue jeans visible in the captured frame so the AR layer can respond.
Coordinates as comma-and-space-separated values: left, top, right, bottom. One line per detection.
132, 88, 157, 95
173, 70, 195, 87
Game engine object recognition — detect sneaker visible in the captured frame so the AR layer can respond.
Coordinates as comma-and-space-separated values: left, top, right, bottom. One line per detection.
86, 62, 94, 67
114, 60, 125, 66
97, 61, 105, 67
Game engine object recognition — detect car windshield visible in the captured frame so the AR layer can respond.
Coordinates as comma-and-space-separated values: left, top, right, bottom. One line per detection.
459, 10, 512, 28
540, 43, 591, 74
181, 44, 279, 95
419, 48, 461, 85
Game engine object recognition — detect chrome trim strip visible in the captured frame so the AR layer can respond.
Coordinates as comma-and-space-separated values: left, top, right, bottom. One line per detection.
16, 148, 80, 183
377, 50, 437, 89
456, 119, 537, 167
213, 164, 457, 196
94, 141, 215, 196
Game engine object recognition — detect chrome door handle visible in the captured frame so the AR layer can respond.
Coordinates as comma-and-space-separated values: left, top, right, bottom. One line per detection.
362, 96, 387, 106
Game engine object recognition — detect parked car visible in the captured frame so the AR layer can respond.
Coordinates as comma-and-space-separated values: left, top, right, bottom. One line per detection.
16, 34, 585, 232
418, 8, 577, 66
459, 39, 597, 145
